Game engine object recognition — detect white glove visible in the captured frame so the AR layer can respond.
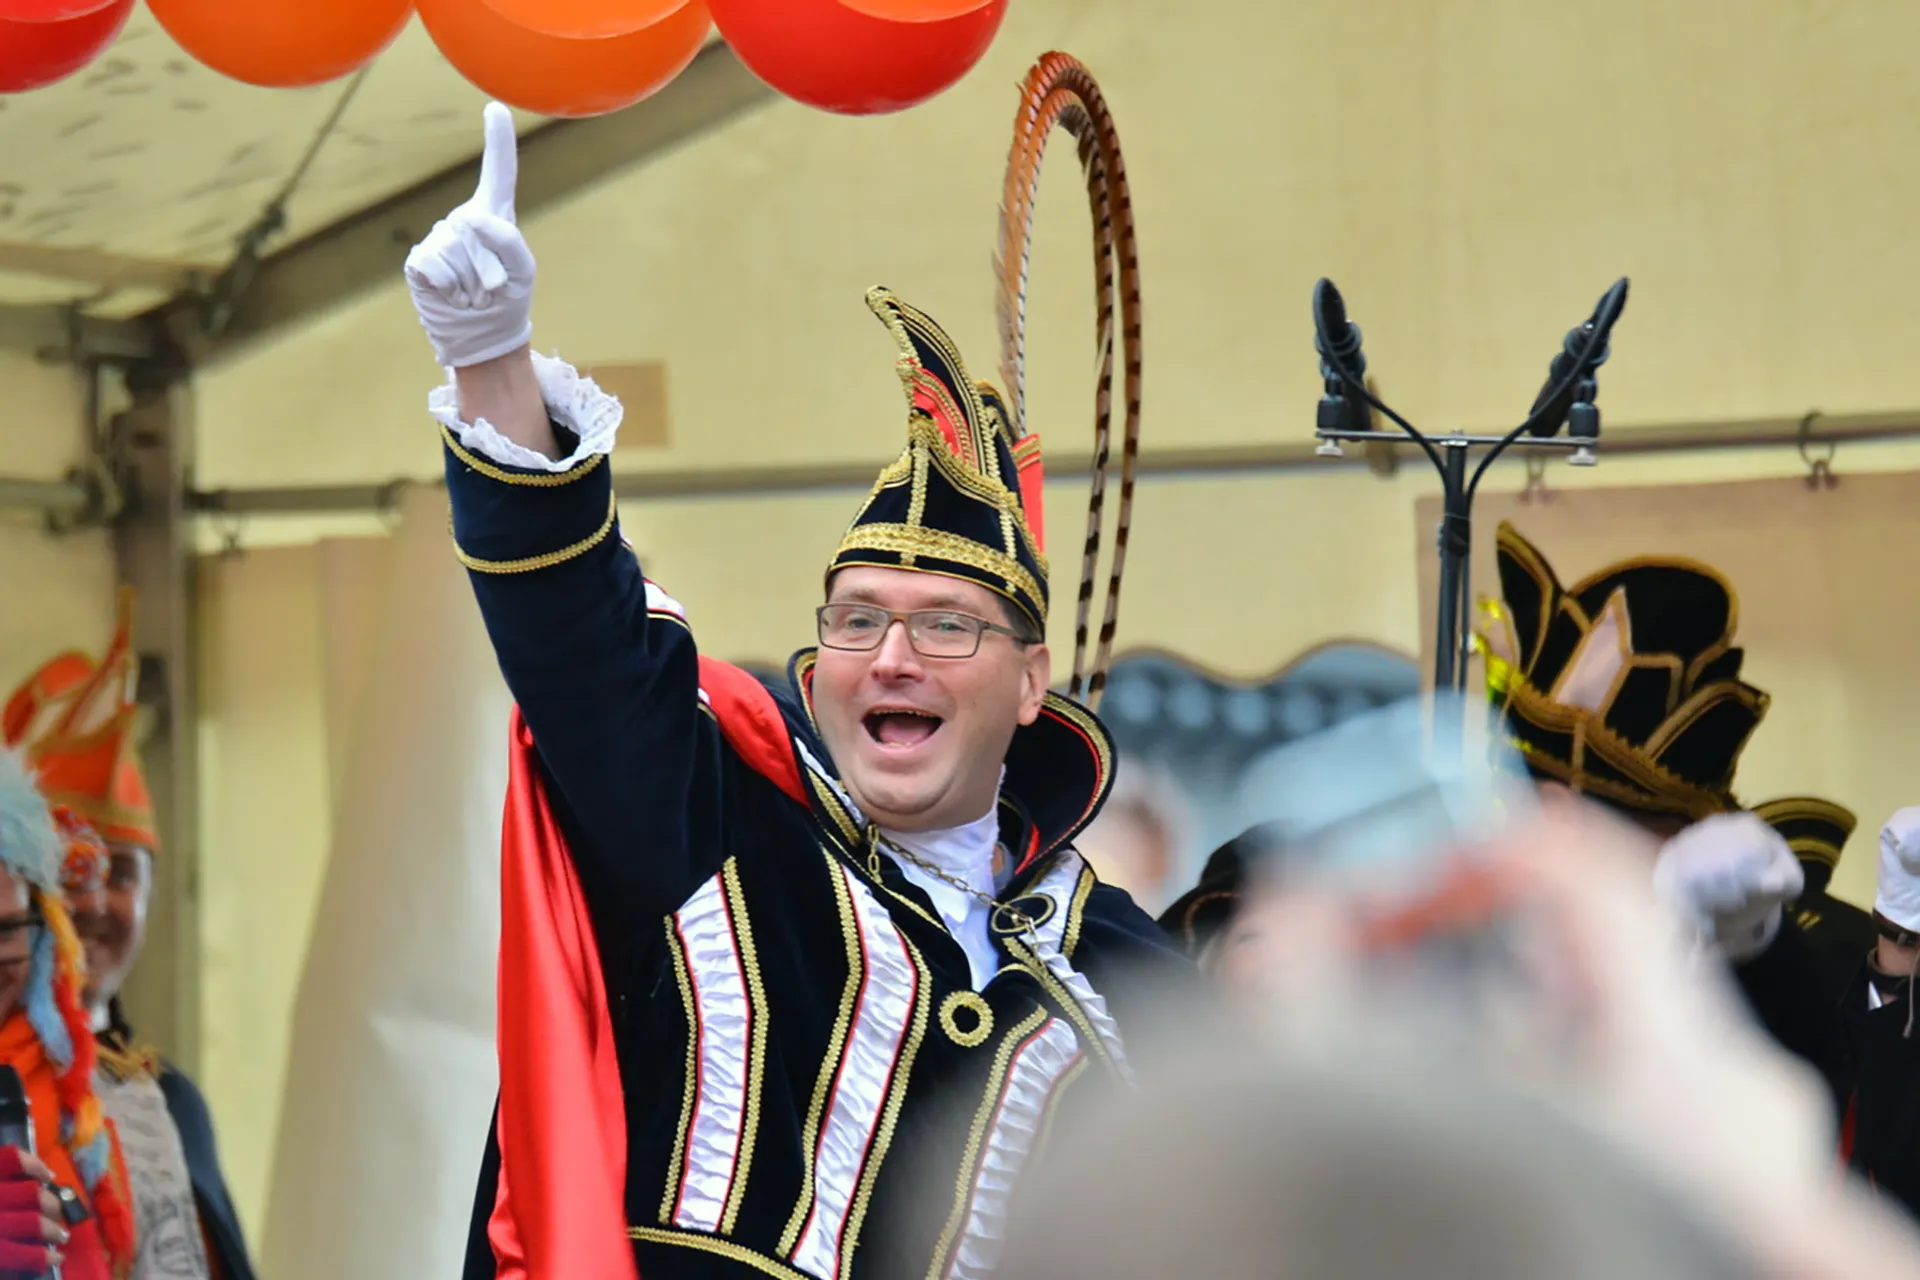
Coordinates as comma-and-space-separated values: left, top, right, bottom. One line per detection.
404, 102, 536, 369
1652, 812, 1804, 961
1874, 807, 1920, 934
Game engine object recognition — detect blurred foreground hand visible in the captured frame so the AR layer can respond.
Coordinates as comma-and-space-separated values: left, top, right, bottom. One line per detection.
1005, 799, 1920, 1279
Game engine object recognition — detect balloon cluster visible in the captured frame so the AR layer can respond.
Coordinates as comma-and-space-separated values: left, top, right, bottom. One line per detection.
0, 0, 1008, 117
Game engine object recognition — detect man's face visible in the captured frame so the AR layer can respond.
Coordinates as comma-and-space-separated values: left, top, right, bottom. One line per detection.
71, 843, 151, 1010
812, 566, 1051, 833
0, 869, 33, 1019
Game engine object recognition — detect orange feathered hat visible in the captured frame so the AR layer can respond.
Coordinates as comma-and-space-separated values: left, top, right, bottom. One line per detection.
3, 589, 158, 851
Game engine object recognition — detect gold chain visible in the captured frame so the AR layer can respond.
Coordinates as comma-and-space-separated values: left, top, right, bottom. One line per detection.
869, 831, 1037, 938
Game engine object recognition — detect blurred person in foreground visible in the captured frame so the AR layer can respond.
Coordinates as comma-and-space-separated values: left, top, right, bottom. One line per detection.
1006, 788, 1920, 1279
0, 749, 133, 1279
5, 596, 254, 1280
1472, 522, 1920, 1210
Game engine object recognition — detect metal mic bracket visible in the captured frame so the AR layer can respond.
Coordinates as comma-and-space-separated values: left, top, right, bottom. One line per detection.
1308, 276, 1628, 747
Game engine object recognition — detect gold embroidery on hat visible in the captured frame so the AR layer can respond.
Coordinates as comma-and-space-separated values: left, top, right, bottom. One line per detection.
835, 524, 1045, 626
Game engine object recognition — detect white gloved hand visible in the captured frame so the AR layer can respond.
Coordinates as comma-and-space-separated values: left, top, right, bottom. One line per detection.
404, 101, 536, 369
1652, 811, 1804, 961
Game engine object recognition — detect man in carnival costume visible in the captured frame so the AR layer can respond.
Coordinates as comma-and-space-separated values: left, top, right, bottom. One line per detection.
0, 747, 133, 1279
407, 58, 1176, 1280
1474, 521, 1920, 1211
4, 594, 254, 1280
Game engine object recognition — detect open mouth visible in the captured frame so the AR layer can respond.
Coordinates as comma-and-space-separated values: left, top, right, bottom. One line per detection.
864, 708, 944, 749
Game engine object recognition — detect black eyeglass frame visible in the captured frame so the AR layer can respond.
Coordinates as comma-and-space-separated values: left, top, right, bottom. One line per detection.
815, 603, 1036, 659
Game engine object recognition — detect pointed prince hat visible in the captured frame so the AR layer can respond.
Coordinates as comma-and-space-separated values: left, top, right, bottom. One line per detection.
827, 287, 1050, 636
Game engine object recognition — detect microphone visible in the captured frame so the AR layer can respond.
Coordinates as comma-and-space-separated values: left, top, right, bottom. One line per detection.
1525, 277, 1629, 444
0, 1066, 78, 1280
0, 1067, 51, 1280
1313, 278, 1372, 437
0, 1066, 29, 1156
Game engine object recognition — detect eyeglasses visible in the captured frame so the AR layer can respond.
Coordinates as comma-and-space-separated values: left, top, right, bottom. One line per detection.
0, 908, 43, 964
816, 603, 1033, 659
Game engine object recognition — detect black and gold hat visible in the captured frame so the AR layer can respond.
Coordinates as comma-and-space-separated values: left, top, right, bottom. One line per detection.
1751, 795, 1855, 899
799, 287, 1116, 872
828, 288, 1049, 636
1478, 523, 1855, 870
1477, 521, 1766, 821
1158, 837, 1250, 966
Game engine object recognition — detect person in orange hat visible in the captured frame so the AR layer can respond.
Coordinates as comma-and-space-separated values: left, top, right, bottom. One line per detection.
0, 747, 135, 1279
6, 596, 255, 1280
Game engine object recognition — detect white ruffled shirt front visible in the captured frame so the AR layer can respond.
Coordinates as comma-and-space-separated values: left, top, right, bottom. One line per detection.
880, 805, 1007, 992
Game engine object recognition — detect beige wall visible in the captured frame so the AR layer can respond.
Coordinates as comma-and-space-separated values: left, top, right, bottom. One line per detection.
0, 0, 1913, 1244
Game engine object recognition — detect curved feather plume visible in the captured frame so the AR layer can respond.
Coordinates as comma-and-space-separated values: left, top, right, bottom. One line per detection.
995, 51, 1143, 709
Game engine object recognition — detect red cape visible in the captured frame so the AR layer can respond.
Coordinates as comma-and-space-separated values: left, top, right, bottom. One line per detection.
488, 658, 803, 1278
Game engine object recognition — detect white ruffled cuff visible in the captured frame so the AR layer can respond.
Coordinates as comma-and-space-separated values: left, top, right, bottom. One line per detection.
428, 350, 624, 473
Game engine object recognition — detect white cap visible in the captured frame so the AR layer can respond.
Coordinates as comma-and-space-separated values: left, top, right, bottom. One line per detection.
1875, 807, 1920, 933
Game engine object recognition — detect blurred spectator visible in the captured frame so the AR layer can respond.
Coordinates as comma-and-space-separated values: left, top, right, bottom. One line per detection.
1076, 756, 1190, 911
1008, 801, 1920, 1279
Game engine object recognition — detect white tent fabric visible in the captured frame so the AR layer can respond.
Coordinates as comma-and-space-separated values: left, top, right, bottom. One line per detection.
259, 485, 505, 1278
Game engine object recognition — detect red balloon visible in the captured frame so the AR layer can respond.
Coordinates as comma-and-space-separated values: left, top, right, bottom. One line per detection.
0, 0, 116, 20
0, 0, 130, 92
837, 0, 993, 20
420, 0, 710, 118
711, 0, 1005, 116
147, 0, 413, 88
478, 0, 687, 39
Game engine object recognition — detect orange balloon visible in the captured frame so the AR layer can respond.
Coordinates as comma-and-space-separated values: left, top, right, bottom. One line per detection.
478, 0, 687, 39
837, 0, 993, 18
420, 0, 710, 118
147, 0, 413, 88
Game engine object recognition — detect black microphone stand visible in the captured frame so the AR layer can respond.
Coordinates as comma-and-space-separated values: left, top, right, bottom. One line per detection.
1310, 277, 1629, 749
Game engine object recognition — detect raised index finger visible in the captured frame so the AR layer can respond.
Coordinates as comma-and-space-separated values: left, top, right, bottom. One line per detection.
472, 101, 519, 223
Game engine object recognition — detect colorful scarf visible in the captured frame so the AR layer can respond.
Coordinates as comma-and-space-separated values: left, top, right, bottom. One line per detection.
0, 891, 136, 1277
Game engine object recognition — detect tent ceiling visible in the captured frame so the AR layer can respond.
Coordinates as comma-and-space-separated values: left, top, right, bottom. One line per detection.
0, 12, 737, 335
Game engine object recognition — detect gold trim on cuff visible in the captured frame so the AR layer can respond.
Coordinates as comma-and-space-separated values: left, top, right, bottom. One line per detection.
452, 493, 617, 575
441, 424, 606, 487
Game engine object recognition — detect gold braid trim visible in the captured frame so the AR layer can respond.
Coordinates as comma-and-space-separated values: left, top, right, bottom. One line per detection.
452, 492, 617, 575
657, 920, 699, 1227
440, 426, 605, 487
938, 991, 995, 1048
924, 1007, 1051, 1279
779, 855, 863, 1255
839, 422, 1048, 574
1003, 936, 1117, 1074
719, 859, 766, 1236
627, 1228, 816, 1279
1062, 865, 1096, 960
839, 938, 932, 1271
1499, 675, 1739, 819
835, 523, 1045, 625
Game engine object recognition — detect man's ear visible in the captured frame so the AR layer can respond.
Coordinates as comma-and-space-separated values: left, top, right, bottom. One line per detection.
1018, 643, 1052, 726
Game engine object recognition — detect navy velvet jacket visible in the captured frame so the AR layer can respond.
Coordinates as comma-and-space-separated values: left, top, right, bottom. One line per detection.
445, 434, 1184, 1279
